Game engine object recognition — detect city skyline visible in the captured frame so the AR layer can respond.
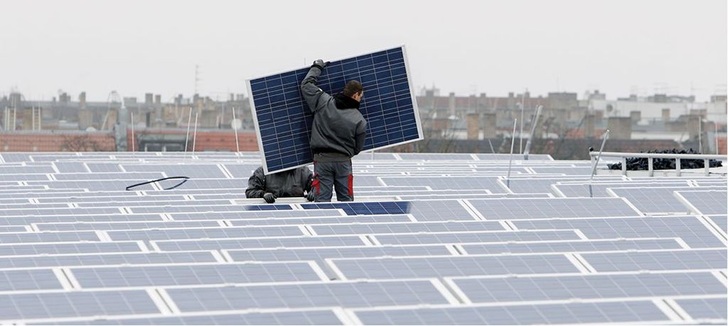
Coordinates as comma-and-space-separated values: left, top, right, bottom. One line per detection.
1, 0, 726, 102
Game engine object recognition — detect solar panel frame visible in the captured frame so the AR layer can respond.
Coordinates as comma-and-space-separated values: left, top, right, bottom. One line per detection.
246, 46, 423, 174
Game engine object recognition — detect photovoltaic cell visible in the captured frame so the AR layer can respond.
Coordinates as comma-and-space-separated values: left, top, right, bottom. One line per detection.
309, 221, 504, 236
33, 220, 222, 232
460, 238, 683, 255
104, 225, 304, 241
328, 255, 579, 279
373, 230, 581, 245
676, 190, 728, 215
71, 262, 323, 288
674, 297, 727, 320
708, 215, 727, 233
352, 301, 669, 324
301, 201, 410, 215
56, 309, 343, 325
0, 290, 159, 321
0, 269, 63, 291
0, 251, 218, 269
449, 272, 725, 303
225, 245, 452, 263
512, 216, 725, 248
166, 280, 449, 311
153, 235, 366, 251
467, 197, 640, 220
580, 249, 727, 272
0, 242, 143, 256
247, 46, 422, 174
227, 215, 413, 227
609, 187, 697, 213
0, 231, 100, 243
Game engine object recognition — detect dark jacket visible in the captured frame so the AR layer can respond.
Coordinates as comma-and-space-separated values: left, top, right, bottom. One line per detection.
300, 65, 367, 158
245, 166, 313, 198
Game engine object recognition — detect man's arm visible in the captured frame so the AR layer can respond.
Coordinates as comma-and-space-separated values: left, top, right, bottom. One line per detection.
244, 167, 267, 198
354, 120, 367, 155
300, 60, 331, 113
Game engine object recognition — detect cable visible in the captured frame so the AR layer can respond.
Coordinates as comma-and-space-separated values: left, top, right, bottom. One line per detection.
125, 176, 190, 191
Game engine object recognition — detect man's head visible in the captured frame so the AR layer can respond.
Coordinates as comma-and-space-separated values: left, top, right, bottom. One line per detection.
343, 80, 363, 102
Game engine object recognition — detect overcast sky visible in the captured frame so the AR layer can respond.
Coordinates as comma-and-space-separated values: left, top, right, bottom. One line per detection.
1, 0, 726, 102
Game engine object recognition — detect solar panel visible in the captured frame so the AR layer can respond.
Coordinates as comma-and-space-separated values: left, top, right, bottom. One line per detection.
675, 190, 728, 215
309, 220, 504, 235
513, 216, 725, 248
153, 235, 367, 251
0, 269, 63, 291
58, 309, 344, 325
580, 249, 727, 272
0, 251, 218, 268
373, 230, 582, 245
165, 280, 450, 311
0, 241, 144, 256
227, 214, 413, 226
0, 290, 159, 321
460, 238, 683, 254
352, 301, 670, 324
247, 46, 422, 174
105, 226, 305, 241
33, 221, 221, 232
609, 187, 714, 214
328, 255, 579, 279
225, 245, 452, 264
71, 262, 324, 288
0, 231, 100, 243
674, 297, 727, 320
467, 197, 641, 219
448, 272, 725, 303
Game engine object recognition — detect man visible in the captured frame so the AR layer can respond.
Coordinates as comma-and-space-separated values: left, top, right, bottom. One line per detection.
245, 166, 314, 203
301, 59, 367, 202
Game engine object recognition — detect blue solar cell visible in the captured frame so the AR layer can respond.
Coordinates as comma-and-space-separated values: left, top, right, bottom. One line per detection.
247, 46, 422, 174
301, 201, 410, 215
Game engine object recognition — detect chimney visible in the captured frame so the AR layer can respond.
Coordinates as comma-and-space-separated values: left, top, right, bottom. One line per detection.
662, 108, 670, 122
145, 93, 153, 104
154, 94, 161, 104
466, 113, 479, 140
483, 112, 497, 138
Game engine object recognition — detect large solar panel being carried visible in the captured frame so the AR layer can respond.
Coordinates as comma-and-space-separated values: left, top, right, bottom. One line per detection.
247, 46, 422, 174
0, 151, 725, 325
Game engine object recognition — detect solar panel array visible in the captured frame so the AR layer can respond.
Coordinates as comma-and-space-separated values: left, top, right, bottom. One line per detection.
247, 46, 422, 174
0, 151, 725, 325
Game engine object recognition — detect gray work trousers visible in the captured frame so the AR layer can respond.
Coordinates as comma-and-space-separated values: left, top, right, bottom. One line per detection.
312, 160, 353, 202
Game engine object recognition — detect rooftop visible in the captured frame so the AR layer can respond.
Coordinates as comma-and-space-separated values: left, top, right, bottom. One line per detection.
0, 151, 725, 324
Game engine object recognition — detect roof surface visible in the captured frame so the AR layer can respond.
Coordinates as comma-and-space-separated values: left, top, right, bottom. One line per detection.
0, 151, 725, 325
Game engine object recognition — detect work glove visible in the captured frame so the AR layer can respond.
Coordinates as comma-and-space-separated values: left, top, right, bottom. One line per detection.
311, 59, 328, 71
263, 193, 276, 204
306, 191, 315, 202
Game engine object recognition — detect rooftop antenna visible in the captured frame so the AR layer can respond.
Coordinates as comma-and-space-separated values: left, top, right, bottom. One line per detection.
506, 119, 518, 188
523, 105, 543, 160
588, 129, 610, 197
519, 90, 526, 154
